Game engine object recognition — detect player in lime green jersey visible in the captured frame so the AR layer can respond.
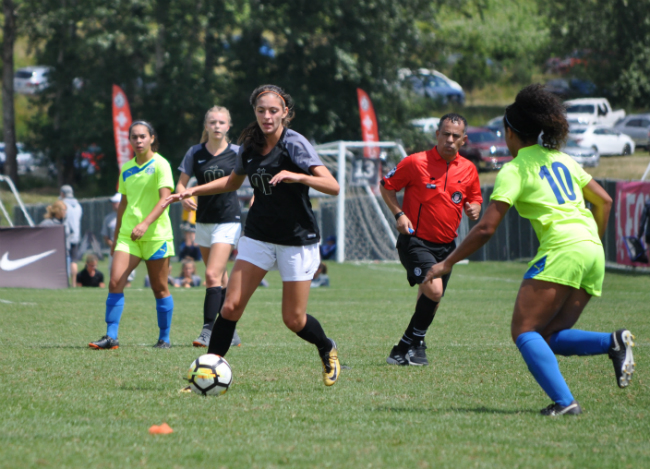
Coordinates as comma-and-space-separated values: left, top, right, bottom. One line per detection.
89, 120, 176, 350
425, 84, 635, 416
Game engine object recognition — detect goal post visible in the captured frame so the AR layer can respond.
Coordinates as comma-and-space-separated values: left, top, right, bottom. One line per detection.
313, 141, 408, 263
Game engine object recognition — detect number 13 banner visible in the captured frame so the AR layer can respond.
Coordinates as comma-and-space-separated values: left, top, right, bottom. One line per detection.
615, 181, 650, 266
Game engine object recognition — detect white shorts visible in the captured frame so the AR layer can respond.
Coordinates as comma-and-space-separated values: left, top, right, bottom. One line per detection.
195, 222, 242, 248
236, 236, 320, 282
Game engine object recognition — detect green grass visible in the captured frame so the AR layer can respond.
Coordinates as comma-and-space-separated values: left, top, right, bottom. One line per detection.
0, 261, 648, 468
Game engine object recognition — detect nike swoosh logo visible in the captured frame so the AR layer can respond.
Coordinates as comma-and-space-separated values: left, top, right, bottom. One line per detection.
0, 250, 57, 271
198, 160, 206, 163
247, 159, 253, 163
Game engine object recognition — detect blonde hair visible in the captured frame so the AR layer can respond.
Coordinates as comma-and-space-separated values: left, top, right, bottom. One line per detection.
181, 258, 196, 275
200, 106, 232, 143
44, 200, 67, 219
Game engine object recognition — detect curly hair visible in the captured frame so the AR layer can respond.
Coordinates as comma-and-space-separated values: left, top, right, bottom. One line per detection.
238, 85, 294, 152
503, 84, 569, 150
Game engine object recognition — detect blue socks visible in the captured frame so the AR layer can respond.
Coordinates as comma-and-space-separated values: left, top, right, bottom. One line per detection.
156, 296, 174, 343
549, 329, 612, 356
105, 293, 125, 340
516, 331, 574, 406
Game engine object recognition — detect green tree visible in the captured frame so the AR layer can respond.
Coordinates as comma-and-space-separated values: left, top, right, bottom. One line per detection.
543, 0, 650, 106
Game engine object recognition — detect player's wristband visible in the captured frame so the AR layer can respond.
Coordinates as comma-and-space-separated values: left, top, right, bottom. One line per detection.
394, 211, 405, 221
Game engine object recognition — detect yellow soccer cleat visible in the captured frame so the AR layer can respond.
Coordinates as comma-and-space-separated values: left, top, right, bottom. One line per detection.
320, 339, 340, 386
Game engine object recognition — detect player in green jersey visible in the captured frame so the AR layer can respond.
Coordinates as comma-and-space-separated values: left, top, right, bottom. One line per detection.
89, 121, 176, 350
426, 84, 635, 416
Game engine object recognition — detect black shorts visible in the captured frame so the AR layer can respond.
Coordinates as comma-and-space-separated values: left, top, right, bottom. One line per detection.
396, 234, 455, 290
69, 243, 80, 261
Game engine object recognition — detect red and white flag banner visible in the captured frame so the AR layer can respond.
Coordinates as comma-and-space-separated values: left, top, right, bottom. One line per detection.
615, 181, 650, 266
356, 88, 380, 158
112, 85, 133, 173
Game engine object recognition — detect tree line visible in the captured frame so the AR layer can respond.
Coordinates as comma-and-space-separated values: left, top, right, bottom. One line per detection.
1, 0, 648, 192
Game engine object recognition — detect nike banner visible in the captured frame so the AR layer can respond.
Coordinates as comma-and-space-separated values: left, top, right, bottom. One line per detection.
0, 226, 68, 289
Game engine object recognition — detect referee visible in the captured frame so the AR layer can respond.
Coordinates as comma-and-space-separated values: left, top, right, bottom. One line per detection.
380, 113, 483, 366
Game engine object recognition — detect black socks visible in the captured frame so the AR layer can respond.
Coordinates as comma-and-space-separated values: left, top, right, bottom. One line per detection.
207, 314, 237, 356
296, 314, 331, 355
203, 287, 222, 330
397, 294, 439, 352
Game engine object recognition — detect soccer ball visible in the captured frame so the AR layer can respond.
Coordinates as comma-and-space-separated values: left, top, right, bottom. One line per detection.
186, 354, 232, 396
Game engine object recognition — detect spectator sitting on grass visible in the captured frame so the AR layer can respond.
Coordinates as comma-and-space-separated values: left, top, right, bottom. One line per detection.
76, 254, 105, 288
176, 258, 203, 288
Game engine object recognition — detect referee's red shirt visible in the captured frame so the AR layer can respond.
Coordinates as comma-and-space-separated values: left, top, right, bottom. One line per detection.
382, 147, 482, 244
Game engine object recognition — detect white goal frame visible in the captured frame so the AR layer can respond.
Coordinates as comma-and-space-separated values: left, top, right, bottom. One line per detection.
313, 141, 408, 263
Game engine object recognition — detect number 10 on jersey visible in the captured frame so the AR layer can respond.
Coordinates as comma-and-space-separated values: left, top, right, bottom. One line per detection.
539, 162, 576, 205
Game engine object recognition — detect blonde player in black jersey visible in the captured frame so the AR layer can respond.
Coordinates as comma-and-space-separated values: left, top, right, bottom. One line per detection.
166, 85, 341, 386
176, 106, 242, 349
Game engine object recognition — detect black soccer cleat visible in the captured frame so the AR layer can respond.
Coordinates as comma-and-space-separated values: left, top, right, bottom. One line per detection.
153, 339, 171, 349
407, 340, 429, 366
540, 400, 582, 416
89, 335, 119, 350
386, 345, 410, 366
608, 329, 636, 388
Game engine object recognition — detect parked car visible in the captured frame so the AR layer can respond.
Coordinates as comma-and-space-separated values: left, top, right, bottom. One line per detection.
410, 117, 440, 135
14, 66, 52, 95
399, 69, 465, 105
568, 125, 635, 156
0, 142, 36, 174
561, 138, 600, 167
613, 114, 650, 149
485, 116, 504, 137
546, 78, 597, 98
459, 127, 512, 171
564, 98, 625, 126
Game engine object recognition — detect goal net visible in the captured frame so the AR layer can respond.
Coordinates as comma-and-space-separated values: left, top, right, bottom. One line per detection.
314, 141, 408, 263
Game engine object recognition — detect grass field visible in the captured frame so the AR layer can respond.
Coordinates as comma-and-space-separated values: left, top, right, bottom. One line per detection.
0, 261, 648, 468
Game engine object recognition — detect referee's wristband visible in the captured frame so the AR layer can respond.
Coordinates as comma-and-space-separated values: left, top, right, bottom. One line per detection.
394, 211, 405, 221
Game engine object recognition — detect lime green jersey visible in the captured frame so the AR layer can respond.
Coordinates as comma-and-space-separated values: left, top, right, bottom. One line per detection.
117, 153, 174, 241
490, 145, 600, 250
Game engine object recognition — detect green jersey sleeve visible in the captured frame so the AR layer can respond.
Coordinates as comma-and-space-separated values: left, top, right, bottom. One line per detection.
156, 155, 174, 192
490, 163, 521, 206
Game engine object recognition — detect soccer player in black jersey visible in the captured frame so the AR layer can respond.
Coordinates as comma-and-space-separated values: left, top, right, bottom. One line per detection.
176, 106, 243, 348
166, 85, 341, 386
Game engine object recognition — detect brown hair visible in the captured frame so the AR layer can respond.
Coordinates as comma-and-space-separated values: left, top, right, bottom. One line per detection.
44, 200, 67, 220
129, 120, 159, 152
200, 106, 232, 144
238, 85, 294, 152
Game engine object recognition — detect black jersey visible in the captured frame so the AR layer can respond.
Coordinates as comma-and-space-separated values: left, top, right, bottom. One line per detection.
178, 143, 242, 224
234, 128, 323, 246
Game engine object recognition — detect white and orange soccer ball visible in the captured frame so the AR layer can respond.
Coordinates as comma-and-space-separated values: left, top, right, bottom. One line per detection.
186, 354, 232, 396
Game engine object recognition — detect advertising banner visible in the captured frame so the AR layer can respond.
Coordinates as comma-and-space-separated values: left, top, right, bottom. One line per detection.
0, 226, 68, 289
112, 84, 133, 173
356, 88, 380, 159
615, 181, 650, 266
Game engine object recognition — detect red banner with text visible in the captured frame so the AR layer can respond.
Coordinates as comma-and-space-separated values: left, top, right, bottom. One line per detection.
356, 88, 380, 158
615, 181, 650, 266
112, 85, 133, 173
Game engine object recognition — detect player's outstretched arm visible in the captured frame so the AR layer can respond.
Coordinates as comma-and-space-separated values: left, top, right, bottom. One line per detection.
176, 172, 197, 211
268, 165, 339, 196
582, 179, 612, 239
163, 171, 246, 208
424, 200, 510, 282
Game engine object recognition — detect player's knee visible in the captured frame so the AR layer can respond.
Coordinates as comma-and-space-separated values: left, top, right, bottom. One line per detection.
204, 269, 221, 287
220, 301, 239, 321
282, 314, 304, 333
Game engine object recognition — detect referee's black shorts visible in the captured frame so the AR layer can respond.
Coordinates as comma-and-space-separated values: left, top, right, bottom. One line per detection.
396, 234, 455, 291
